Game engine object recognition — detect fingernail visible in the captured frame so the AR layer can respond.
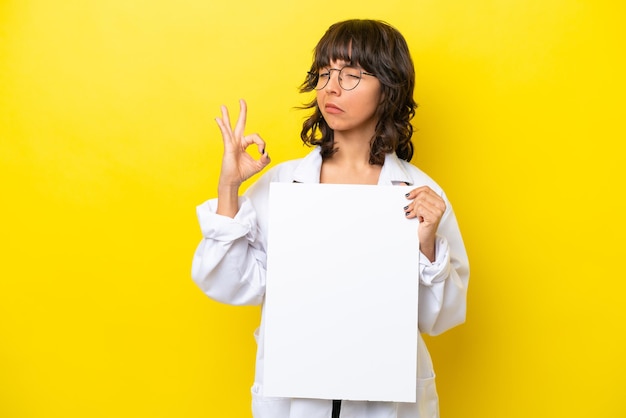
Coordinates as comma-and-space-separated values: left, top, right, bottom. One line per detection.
403, 205, 409, 210
405, 212, 410, 216
260, 148, 265, 155
405, 193, 410, 197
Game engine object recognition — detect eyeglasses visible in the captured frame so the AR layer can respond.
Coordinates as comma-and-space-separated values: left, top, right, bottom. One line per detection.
307, 67, 376, 91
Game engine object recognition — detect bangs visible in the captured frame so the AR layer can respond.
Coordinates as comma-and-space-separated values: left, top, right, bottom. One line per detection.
311, 21, 375, 70
312, 35, 352, 69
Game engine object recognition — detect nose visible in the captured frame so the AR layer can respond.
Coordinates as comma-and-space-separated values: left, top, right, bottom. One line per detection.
324, 69, 342, 94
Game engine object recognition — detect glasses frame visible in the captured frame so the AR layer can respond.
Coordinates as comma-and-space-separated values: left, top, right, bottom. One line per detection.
307, 67, 377, 91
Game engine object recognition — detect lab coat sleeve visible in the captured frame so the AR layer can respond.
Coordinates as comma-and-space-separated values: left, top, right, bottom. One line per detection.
191, 196, 267, 306
417, 203, 469, 336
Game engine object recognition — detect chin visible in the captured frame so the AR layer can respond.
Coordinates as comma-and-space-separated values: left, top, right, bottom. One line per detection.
321, 116, 341, 130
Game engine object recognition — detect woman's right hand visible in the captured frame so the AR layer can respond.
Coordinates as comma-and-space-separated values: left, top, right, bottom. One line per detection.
214, 99, 270, 217
216, 99, 270, 188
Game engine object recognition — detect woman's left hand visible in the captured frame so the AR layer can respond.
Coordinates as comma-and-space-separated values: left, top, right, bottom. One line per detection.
404, 186, 446, 262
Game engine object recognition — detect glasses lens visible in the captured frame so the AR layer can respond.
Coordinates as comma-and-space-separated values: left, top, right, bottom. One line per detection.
339, 67, 362, 91
312, 70, 328, 90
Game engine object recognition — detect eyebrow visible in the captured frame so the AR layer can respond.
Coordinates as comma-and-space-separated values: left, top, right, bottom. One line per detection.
321, 60, 359, 69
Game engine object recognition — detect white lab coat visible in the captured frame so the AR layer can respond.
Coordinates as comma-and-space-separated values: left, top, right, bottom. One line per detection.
192, 147, 469, 418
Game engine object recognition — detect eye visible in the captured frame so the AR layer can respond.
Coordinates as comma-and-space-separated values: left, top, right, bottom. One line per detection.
318, 71, 330, 79
342, 68, 362, 80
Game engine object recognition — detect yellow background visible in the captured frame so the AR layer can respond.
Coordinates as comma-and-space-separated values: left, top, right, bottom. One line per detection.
1, 1, 625, 417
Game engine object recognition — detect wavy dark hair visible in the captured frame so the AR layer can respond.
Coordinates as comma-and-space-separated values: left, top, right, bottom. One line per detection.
300, 19, 417, 164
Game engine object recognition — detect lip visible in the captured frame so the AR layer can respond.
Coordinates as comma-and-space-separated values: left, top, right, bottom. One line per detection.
324, 103, 343, 114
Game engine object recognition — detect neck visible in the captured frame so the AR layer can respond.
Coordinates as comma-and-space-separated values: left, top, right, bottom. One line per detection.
330, 131, 373, 166
320, 132, 382, 185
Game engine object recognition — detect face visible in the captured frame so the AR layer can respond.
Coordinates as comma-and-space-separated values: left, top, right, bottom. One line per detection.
316, 60, 382, 138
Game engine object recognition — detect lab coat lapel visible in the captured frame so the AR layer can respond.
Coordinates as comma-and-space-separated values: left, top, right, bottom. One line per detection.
291, 148, 323, 184
291, 147, 414, 186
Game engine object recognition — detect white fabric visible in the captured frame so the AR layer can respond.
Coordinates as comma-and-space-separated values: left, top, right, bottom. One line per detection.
192, 147, 470, 418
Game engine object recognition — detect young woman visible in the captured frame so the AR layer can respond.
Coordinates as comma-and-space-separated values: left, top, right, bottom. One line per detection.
192, 19, 469, 418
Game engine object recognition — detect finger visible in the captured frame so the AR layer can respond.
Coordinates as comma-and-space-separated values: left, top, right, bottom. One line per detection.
215, 116, 235, 147
405, 198, 444, 220
220, 105, 232, 131
416, 194, 446, 214
215, 105, 235, 141
407, 187, 445, 212
404, 202, 418, 219
214, 117, 229, 139
405, 203, 429, 222
415, 203, 436, 222
260, 151, 271, 165
234, 99, 247, 139
215, 115, 227, 133
405, 209, 415, 219
405, 186, 430, 200
405, 208, 424, 221
242, 133, 267, 155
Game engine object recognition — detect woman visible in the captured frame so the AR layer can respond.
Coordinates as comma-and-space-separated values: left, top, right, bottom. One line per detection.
192, 19, 469, 418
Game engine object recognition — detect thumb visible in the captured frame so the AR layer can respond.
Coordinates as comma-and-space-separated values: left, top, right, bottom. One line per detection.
260, 148, 271, 165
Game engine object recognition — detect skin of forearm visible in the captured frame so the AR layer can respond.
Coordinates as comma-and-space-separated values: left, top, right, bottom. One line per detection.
216, 184, 240, 218
421, 244, 436, 263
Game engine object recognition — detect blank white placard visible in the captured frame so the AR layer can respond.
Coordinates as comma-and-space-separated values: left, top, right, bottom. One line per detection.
263, 183, 419, 402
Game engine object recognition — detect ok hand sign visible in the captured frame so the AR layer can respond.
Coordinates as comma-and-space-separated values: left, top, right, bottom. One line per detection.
214, 100, 270, 217
215, 99, 270, 189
